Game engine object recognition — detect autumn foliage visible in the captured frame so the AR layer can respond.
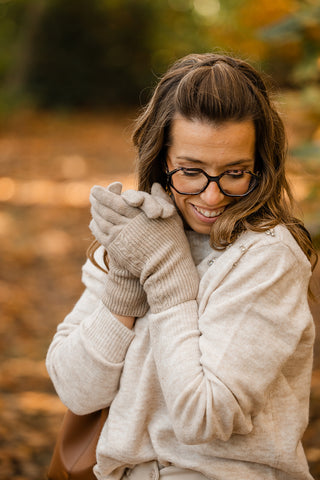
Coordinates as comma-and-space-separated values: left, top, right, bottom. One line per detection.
0, 103, 319, 479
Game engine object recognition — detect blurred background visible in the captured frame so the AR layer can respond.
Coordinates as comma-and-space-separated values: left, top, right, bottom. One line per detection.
0, 0, 319, 479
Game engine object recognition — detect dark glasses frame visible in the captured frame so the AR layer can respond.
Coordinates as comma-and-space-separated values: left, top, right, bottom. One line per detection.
166, 167, 260, 197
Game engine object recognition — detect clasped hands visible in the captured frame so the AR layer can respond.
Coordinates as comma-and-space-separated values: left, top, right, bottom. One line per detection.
89, 182, 199, 317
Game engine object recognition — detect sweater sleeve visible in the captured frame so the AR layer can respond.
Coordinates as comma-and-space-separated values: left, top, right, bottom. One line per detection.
46, 250, 135, 415
148, 241, 313, 444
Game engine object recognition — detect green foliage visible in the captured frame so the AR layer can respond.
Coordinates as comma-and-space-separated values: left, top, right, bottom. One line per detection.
0, 0, 319, 108
22, 0, 215, 107
0, 0, 27, 82
291, 142, 320, 163
260, 3, 320, 86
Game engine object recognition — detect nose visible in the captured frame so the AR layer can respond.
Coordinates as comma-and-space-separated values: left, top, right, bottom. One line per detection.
199, 181, 224, 205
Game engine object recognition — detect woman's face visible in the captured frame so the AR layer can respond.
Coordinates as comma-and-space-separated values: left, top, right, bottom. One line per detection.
166, 115, 256, 235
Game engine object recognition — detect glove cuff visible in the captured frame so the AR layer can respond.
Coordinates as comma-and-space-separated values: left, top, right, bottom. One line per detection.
102, 266, 149, 318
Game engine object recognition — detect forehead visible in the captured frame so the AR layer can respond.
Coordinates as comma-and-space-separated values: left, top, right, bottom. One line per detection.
168, 115, 256, 168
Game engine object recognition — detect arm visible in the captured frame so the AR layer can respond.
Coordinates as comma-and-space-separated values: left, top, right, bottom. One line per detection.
47, 183, 175, 415
88, 185, 313, 444
46, 250, 135, 415
148, 241, 313, 444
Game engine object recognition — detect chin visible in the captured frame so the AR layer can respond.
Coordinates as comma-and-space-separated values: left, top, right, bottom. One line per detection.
189, 222, 213, 235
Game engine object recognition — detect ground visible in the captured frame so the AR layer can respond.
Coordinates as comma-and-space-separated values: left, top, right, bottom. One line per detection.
0, 103, 319, 479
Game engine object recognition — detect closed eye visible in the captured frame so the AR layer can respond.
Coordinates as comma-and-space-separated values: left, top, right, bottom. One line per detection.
180, 168, 203, 177
224, 169, 246, 177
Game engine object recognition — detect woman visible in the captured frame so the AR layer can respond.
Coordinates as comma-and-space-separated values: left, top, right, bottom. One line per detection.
46, 53, 317, 480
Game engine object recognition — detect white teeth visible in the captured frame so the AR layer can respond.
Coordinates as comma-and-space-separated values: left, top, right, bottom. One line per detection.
194, 206, 224, 218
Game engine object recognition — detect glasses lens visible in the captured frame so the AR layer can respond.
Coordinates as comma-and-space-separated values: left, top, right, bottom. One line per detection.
220, 171, 256, 196
171, 170, 208, 194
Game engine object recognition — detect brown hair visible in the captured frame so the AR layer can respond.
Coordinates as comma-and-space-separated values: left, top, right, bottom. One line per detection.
132, 53, 317, 271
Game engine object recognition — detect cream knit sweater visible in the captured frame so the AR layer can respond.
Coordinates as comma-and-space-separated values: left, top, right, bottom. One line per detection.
46, 225, 315, 480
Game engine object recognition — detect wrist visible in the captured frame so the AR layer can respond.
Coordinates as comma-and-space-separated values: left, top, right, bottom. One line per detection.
113, 314, 135, 330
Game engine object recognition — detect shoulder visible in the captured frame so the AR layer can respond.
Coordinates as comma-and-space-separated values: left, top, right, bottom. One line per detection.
201, 227, 314, 325
198, 225, 311, 299
236, 225, 310, 269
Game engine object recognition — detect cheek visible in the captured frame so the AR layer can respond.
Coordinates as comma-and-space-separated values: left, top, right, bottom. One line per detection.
171, 192, 194, 226
171, 191, 185, 210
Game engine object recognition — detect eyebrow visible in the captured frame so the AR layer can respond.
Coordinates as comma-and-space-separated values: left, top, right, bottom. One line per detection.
176, 156, 254, 167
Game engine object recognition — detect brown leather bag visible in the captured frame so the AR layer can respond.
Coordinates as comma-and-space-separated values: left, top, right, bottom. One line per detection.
47, 407, 109, 480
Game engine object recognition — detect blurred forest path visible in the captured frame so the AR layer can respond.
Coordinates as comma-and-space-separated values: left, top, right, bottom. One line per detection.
0, 101, 320, 479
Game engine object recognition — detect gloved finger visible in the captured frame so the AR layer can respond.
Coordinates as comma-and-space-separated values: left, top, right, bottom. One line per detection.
89, 218, 108, 246
150, 183, 168, 200
107, 182, 123, 195
122, 189, 163, 218
89, 210, 118, 235
140, 197, 164, 219
122, 185, 177, 219
91, 186, 138, 218
89, 218, 123, 248
92, 182, 122, 195
90, 185, 124, 208
149, 183, 176, 218
122, 189, 148, 207
90, 198, 131, 227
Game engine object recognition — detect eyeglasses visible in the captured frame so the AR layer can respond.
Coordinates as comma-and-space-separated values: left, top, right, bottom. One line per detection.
166, 167, 260, 197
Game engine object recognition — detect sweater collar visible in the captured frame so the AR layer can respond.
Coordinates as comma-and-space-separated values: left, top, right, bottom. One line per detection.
185, 230, 213, 266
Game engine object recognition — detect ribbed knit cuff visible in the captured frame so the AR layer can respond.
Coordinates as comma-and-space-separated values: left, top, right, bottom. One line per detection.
80, 302, 135, 364
102, 268, 149, 317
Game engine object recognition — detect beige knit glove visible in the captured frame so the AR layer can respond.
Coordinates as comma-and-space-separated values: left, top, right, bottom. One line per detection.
90, 182, 138, 248
89, 183, 178, 316
105, 194, 199, 314
90, 183, 176, 247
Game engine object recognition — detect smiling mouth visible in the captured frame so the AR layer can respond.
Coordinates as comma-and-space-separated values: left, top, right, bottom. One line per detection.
193, 205, 225, 218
